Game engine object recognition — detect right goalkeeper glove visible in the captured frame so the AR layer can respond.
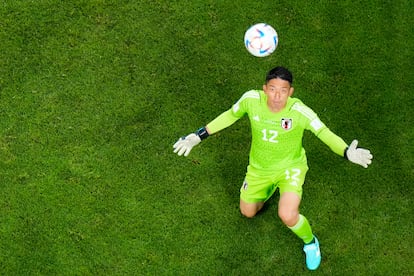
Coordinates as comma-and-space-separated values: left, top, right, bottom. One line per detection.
173, 127, 209, 157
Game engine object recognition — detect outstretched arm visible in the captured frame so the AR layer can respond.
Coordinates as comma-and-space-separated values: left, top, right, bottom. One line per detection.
317, 128, 373, 168
205, 109, 240, 134
173, 109, 241, 157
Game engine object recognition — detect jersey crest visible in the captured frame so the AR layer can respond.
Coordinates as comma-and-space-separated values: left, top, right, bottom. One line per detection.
281, 118, 293, 130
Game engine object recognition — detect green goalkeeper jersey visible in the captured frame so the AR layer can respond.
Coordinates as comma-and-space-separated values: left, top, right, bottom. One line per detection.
207, 90, 348, 171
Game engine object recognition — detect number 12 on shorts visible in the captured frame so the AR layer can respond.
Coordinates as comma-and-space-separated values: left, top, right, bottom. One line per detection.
285, 168, 301, 187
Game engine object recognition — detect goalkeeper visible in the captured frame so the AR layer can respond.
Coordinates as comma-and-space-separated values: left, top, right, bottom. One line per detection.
173, 66, 372, 270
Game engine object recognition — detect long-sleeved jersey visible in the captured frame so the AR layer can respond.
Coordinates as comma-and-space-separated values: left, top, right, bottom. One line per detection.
207, 90, 348, 171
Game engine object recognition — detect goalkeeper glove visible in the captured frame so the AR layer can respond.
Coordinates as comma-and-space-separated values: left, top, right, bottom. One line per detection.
173, 127, 209, 157
345, 140, 373, 168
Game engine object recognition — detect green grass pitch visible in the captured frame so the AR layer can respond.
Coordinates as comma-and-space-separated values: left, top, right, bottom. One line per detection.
0, 0, 413, 274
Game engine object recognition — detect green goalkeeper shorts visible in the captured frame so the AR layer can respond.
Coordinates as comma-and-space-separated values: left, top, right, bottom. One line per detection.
240, 164, 309, 203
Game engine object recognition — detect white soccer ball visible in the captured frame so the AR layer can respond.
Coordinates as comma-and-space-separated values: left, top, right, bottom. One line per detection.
244, 23, 278, 57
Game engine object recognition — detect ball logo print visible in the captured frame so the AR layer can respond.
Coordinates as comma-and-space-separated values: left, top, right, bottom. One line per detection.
244, 23, 278, 57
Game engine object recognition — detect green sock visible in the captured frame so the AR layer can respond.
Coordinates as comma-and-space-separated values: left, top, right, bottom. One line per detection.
288, 214, 314, 244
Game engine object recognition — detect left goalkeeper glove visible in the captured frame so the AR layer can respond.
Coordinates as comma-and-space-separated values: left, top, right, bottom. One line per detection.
345, 140, 373, 168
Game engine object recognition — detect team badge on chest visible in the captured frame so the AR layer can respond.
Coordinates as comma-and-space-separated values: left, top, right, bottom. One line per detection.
281, 118, 293, 130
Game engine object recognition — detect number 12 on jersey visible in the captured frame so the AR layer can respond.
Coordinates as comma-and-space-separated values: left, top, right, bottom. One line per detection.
261, 129, 279, 143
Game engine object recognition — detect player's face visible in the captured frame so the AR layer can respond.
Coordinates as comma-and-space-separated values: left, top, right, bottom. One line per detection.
263, 78, 294, 113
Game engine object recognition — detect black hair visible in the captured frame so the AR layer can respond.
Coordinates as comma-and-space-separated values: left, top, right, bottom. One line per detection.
266, 66, 293, 84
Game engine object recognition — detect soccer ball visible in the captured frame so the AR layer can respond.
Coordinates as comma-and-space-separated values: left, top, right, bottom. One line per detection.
244, 23, 278, 57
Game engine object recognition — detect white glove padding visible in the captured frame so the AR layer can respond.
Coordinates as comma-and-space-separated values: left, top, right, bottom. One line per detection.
346, 140, 373, 168
173, 133, 201, 157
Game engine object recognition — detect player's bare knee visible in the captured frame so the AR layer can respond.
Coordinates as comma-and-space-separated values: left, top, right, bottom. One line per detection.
278, 209, 298, 227
240, 201, 263, 218
240, 207, 257, 218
